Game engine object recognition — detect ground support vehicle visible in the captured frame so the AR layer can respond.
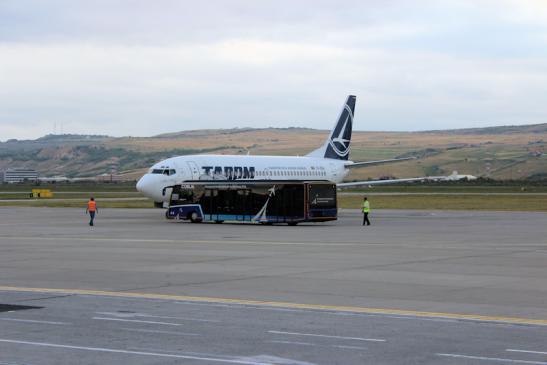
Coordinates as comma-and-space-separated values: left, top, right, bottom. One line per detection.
165, 181, 337, 225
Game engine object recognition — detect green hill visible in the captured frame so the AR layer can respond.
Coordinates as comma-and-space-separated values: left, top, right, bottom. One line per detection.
0, 124, 545, 181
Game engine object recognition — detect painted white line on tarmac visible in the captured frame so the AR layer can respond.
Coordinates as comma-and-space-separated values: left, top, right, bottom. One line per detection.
508, 349, 547, 355
0, 339, 271, 365
96, 311, 219, 323
92, 317, 181, 326
437, 353, 547, 364
267, 340, 316, 347
0, 318, 69, 325
120, 328, 200, 336
268, 330, 385, 342
0, 235, 358, 246
333, 345, 368, 350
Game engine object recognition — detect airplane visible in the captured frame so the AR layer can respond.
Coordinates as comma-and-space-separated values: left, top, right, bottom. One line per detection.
137, 95, 444, 205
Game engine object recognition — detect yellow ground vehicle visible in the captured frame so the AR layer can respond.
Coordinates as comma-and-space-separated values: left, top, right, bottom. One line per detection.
30, 189, 54, 198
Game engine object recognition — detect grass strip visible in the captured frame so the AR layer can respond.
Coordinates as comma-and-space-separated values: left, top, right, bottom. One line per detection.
338, 194, 547, 211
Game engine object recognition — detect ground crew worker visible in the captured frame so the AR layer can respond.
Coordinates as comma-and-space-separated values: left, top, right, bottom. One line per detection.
362, 197, 371, 226
86, 197, 98, 226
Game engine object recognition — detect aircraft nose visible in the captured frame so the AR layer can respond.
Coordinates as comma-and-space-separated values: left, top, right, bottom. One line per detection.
136, 174, 152, 194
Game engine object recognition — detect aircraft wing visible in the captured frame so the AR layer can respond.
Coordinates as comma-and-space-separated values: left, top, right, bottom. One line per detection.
336, 174, 456, 188
344, 157, 416, 168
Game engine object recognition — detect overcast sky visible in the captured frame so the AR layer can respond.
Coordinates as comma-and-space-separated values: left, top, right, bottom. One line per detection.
1, 0, 547, 140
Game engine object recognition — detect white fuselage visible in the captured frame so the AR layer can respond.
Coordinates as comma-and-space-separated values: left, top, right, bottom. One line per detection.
136, 154, 349, 202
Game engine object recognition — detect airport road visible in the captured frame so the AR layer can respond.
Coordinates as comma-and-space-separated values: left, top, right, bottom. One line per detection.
0, 207, 546, 364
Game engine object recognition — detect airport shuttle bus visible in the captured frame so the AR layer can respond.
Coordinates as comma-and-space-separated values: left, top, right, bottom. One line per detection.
165, 181, 337, 225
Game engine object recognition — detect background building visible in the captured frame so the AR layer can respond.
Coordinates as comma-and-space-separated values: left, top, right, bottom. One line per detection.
2, 168, 39, 183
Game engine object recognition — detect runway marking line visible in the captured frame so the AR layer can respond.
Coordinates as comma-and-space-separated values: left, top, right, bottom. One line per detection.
0, 318, 69, 325
120, 327, 201, 336
96, 311, 220, 322
436, 353, 547, 364
0, 339, 269, 365
507, 349, 547, 355
268, 330, 385, 342
92, 317, 182, 326
1, 285, 547, 327
0, 235, 358, 246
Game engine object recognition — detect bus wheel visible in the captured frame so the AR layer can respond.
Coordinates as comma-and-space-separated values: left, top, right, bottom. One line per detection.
165, 210, 174, 220
190, 212, 200, 223
288, 222, 298, 226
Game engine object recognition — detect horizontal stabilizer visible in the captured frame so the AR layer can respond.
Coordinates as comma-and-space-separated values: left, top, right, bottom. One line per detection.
337, 177, 430, 188
337, 171, 465, 188
344, 157, 416, 169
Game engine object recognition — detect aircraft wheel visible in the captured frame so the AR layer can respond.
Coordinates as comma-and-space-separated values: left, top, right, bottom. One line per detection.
190, 211, 200, 223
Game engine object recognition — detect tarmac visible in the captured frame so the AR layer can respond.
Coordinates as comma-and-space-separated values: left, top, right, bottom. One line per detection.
0, 207, 546, 364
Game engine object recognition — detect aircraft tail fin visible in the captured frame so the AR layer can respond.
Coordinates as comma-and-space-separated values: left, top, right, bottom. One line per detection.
306, 95, 356, 160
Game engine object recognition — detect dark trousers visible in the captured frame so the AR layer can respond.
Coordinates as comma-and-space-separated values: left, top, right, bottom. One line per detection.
89, 211, 96, 226
363, 212, 370, 226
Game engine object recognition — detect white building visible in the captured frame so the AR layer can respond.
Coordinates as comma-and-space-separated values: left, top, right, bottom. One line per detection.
2, 168, 39, 183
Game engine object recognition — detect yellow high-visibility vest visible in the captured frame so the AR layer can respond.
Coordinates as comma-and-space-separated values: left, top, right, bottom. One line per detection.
362, 201, 370, 213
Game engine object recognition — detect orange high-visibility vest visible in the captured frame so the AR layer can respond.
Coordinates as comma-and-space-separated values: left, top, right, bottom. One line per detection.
87, 200, 96, 212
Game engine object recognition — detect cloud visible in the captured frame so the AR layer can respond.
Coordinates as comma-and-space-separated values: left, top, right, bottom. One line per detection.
1, 1, 547, 140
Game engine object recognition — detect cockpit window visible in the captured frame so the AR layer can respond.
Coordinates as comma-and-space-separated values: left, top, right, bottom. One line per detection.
151, 169, 176, 176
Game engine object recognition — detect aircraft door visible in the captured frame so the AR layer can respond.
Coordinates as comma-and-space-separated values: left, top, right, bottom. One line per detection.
329, 162, 338, 181
187, 161, 200, 180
